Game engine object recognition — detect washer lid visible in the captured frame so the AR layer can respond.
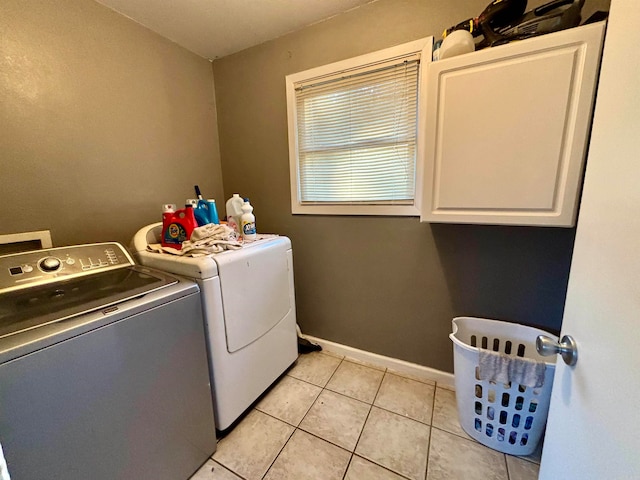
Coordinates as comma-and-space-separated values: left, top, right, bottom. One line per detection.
0, 265, 177, 340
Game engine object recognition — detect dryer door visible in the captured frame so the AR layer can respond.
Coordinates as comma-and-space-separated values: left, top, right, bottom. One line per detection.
215, 239, 291, 353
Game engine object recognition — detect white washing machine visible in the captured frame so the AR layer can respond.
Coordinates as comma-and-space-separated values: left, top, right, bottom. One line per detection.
131, 223, 298, 431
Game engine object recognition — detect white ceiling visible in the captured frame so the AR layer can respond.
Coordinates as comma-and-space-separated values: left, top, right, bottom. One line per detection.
95, 0, 376, 60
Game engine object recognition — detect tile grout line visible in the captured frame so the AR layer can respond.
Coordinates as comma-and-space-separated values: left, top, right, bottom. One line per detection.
259, 421, 297, 480
210, 434, 249, 480
211, 410, 293, 480
346, 399, 434, 426
287, 357, 437, 390
431, 383, 442, 426
319, 385, 377, 407
261, 354, 351, 479
257, 407, 307, 429
424, 431, 433, 480
211, 458, 249, 480
340, 453, 355, 480
512, 452, 541, 466
286, 351, 344, 385
430, 424, 478, 441
295, 427, 355, 456
504, 452, 512, 480
286, 372, 332, 389
347, 367, 425, 480
324, 354, 345, 387
423, 381, 439, 480
350, 454, 416, 480
281, 373, 327, 428
340, 365, 386, 480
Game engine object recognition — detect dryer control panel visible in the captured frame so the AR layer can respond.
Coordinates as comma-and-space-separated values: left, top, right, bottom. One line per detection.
0, 242, 135, 294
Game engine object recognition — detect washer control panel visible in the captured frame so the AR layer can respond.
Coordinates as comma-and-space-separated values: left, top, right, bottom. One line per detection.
0, 242, 135, 293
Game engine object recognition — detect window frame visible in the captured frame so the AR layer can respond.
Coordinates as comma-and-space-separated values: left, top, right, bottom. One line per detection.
285, 37, 433, 216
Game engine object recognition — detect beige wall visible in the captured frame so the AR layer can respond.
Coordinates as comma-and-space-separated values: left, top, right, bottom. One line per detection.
213, 0, 587, 372
0, 0, 223, 247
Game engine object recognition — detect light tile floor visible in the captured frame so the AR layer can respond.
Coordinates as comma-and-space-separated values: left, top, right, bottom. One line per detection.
190, 351, 541, 480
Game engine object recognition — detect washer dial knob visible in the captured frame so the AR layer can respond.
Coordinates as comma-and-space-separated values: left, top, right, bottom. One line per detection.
39, 257, 62, 272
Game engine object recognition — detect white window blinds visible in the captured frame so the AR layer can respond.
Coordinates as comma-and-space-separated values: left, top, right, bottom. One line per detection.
294, 56, 420, 204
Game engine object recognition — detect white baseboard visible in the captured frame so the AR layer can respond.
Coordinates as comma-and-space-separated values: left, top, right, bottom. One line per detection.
302, 335, 455, 388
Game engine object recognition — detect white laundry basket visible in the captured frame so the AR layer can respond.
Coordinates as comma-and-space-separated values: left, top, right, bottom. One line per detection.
450, 317, 557, 455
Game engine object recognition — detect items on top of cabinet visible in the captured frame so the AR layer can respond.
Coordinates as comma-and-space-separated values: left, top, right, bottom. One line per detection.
420, 21, 606, 227
442, 0, 527, 48
435, 0, 592, 60
498, 0, 585, 40
438, 30, 475, 60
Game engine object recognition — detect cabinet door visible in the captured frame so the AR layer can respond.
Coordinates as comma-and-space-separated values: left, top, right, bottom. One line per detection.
420, 22, 605, 227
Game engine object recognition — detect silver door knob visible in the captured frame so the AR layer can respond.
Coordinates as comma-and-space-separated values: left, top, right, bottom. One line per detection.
536, 335, 578, 366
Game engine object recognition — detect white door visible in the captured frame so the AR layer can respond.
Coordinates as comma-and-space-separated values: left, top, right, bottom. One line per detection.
539, 1, 640, 478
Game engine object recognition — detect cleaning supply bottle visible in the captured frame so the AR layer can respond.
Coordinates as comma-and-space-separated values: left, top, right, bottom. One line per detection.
225, 193, 244, 235
240, 198, 257, 241
161, 203, 176, 225
189, 185, 220, 226
207, 199, 220, 224
186, 198, 209, 226
161, 204, 198, 250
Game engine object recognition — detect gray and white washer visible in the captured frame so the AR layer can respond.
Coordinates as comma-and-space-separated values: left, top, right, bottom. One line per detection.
0, 242, 216, 480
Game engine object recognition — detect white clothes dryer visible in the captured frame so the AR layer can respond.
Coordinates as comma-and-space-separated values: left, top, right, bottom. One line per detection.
131, 224, 298, 431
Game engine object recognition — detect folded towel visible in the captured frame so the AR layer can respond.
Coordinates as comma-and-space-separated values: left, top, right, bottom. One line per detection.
148, 224, 242, 257
478, 349, 546, 388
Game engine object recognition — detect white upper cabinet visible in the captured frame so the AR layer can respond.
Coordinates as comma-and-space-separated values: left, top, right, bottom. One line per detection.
420, 22, 605, 227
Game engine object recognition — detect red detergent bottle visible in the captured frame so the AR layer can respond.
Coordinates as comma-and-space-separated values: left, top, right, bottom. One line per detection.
161, 204, 198, 250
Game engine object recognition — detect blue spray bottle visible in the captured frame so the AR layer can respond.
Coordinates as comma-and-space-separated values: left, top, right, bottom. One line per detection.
207, 199, 220, 224
194, 185, 220, 225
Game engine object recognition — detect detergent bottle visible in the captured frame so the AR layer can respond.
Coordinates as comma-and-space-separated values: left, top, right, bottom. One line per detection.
207, 199, 220, 224
225, 193, 244, 235
192, 185, 219, 226
162, 204, 198, 249
186, 198, 208, 226
240, 198, 257, 241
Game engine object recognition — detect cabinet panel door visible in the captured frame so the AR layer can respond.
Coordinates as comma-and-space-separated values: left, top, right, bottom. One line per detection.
420, 22, 605, 227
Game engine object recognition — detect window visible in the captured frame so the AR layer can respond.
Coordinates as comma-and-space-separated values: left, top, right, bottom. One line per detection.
286, 37, 432, 215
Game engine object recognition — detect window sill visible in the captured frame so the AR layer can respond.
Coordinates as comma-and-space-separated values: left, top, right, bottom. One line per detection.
291, 204, 420, 216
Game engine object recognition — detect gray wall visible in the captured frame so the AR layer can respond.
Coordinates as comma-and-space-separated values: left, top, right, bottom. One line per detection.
0, 0, 607, 373
0, 0, 224, 247
212, 0, 591, 372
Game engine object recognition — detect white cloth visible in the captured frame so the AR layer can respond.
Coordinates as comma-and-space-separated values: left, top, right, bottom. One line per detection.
148, 223, 242, 257
478, 349, 546, 388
